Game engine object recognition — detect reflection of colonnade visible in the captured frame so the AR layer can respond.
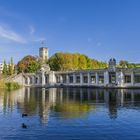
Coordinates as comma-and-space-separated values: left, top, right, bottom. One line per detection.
0, 87, 140, 123
0, 88, 26, 114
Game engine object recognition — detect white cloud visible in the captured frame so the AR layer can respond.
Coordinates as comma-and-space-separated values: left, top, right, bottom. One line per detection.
29, 25, 35, 35
0, 25, 26, 43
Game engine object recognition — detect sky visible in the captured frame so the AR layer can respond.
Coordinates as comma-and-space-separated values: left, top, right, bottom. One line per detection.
0, 0, 140, 63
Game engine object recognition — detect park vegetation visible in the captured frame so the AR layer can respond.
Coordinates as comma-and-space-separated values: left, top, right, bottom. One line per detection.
17, 55, 41, 73
2, 53, 140, 76
2, 57, 15, 76
0, 80, 21, 90
47, 52, 108, 71
117, 60, 140, 68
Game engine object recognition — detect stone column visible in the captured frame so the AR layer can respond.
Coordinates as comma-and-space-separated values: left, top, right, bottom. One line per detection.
27, 77, 30, 85
88, 73, 90, 85
120, 71, 124, 87
60, 75, 63, 83
80, 73, 83, 85
104, 71, 109, 86
96, 72, 98, 85
37, 76, 40, 85
42, 71, 45, 86
73, 73, 76, 84
32, 76, 35, 85
66, 74, 69, 84
131, 71, 134, 86
49, 71, 55, 86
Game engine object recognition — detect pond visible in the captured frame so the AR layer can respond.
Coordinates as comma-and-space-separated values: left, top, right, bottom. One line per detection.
0, 87, 140, 140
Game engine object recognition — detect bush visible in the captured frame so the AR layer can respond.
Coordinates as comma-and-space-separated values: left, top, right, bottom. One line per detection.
5, 82, 21, 90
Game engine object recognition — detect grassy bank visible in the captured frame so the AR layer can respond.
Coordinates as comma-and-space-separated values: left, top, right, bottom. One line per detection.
0, 80, 21, 90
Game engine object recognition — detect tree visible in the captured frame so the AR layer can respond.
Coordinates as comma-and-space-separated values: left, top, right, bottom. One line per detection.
48, 52, 107, 71
7, 57, 14, 75
2, 60, 7, 76
119, 60, 129, 68
17, 55, 40, 73
78, 55, 87, 69
10, 57, 14, 75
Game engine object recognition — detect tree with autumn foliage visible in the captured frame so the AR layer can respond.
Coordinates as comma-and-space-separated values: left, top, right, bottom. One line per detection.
47, 52, 107, 71
17, 55, 41, 73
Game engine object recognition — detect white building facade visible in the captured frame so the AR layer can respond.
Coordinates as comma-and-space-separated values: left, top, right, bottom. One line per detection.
9, 59, 140, 88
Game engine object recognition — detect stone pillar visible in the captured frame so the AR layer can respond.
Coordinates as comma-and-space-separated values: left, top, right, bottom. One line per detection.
104, 71, 109, 86
27, 77, 30, 85
80, 73, 83, 85
49, 71, 55, 86
60, 75, 63, 83
96, 72, 98, 85
120, 71, 124, 87
88, 73, 90, 85
73, 73, 76, 84
131, 71, 134, 86
37, 76, 40, 85
42, 71, 45, 86
66, 74, 69, 84
32, 76, 35, 85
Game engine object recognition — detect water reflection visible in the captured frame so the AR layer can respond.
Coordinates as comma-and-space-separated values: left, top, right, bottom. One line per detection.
0, 88, 140, 123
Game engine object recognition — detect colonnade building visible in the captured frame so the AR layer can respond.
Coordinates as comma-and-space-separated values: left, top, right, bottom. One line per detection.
11, 48, 140, 88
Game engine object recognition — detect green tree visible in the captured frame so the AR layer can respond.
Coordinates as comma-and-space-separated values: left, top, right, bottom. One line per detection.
2, 60, 7, 76
10, 57, 14, 75
119, 60, 129, 68
48, 52, 108, 71
7, 62, 11, 75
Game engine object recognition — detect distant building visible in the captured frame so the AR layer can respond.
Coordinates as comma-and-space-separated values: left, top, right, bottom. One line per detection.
0, 63, 3, 74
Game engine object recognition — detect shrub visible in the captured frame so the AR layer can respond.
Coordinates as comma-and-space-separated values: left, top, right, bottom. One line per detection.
5, 82, 21, 90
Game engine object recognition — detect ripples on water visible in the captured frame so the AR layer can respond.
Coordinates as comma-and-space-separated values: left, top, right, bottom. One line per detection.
0, 88, 140, 140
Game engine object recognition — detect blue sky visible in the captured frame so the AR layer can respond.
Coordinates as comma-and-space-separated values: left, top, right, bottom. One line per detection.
0, 0, 140, 63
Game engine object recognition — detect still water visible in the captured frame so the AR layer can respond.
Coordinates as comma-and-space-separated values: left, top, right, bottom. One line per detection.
0, 87, 140, 140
